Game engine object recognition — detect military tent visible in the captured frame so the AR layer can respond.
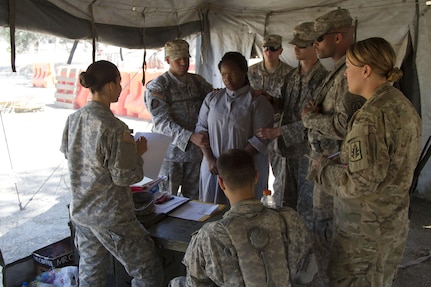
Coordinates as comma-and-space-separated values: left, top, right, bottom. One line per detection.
1, 0, 430, 199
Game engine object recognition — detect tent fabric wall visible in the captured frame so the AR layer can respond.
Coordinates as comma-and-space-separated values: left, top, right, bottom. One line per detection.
0, 0, 430, 198
48, 0, 204, 28
202, 2, 417, 88
0, 0, 203, 48
416, 2, 431, 200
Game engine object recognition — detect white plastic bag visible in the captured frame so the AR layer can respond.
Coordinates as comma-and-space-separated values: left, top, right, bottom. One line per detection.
32, 266, 78, 287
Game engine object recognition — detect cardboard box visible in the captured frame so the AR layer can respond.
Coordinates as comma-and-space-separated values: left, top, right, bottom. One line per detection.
32, 237, 74, 274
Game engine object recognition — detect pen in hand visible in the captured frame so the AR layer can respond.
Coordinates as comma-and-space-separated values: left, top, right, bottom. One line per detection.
327, 151, 340, 159
303, 151, 340, 161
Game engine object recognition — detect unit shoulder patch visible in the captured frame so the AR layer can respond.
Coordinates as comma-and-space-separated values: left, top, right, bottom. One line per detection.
150, 90, 166, 100
349, 140, 362, 162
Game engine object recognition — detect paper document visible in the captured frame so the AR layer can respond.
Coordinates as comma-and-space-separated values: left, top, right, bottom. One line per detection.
168, 201, 222, 222
154, 196, 190, 214
130, 175, 167, 191
131, 176, 153, 187
134, 132, 171, 179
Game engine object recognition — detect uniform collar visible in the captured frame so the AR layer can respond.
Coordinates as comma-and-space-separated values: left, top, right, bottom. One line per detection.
224, 199, 265, 219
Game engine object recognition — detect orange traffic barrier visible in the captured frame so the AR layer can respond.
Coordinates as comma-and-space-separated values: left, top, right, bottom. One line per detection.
53, 66, 162, 118
124, 71, 145, 118
56, 67, 68, 91
74, 79, 91, 109
54, 66, 82, 109
32, 63, 55, 88
110, 71, 130, 116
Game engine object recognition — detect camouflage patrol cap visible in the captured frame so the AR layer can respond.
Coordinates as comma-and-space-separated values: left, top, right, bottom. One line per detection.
289, 22, 320, 47
263, 34, 283, 48
164, 39, 190, 60
314, 8, 353, 35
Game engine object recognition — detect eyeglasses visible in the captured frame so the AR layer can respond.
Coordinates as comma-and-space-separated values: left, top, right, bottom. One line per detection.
263, 46, 280, 52
316, 32, 344, 43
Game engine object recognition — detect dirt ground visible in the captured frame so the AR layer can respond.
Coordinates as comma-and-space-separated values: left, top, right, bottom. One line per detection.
392, 196, 431, 287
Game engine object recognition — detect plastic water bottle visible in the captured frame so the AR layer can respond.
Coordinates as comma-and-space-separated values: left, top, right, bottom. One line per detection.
261, 189, 276, 208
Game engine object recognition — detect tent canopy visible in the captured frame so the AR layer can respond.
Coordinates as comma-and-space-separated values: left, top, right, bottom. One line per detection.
1, 0, 430, 198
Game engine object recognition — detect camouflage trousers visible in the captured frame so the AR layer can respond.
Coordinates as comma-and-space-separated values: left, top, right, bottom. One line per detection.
328, 232, 407, 287
159, 160, 201, 199
296, 156, 314, 232
269, 142, 296, 208
74, 219, 163, 287
312, 217, 333, 287
168, 276, 187, 287
270, 145, 314, 232
311, 182, 335, 287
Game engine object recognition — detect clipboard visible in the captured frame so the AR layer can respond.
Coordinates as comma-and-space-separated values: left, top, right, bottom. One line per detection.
167, 200, 226, 222
154, 195, 190, 214
134, 132, 171, 179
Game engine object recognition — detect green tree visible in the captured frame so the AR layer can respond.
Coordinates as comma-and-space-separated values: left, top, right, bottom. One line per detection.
0, 27, 70, 53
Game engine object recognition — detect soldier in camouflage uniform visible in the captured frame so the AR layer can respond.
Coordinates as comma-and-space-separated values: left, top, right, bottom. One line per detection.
256, 22, 328, 232
248, 34, 295, 207
309, 37, 422, 287
169, 149, 313, 287
301, 8, 365, 286
60, 60, 162, 287
145, 39, 213, 199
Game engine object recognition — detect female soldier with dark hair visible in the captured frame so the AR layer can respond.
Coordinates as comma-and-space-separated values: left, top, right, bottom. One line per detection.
61, 60, 162, 287
196, 52, 274, 205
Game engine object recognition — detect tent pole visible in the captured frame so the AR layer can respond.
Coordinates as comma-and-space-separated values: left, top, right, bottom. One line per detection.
8, 0, 16, 72
0, 111, 24, 210
89, 1, 98, 63
141, 9, 147, 86
67, 40, 79, 65
413, 0, 419, 62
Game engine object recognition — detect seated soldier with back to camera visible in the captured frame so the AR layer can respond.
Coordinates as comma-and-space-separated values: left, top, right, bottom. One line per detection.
169, 149, 315, 287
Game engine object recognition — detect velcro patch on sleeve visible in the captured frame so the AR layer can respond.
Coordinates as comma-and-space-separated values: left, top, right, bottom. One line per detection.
349, 141, 362, 162
152, 90, 166, 100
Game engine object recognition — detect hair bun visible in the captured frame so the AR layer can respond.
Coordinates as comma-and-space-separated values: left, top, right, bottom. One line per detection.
79, 71, 95, 89
387, 67, 403, 82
